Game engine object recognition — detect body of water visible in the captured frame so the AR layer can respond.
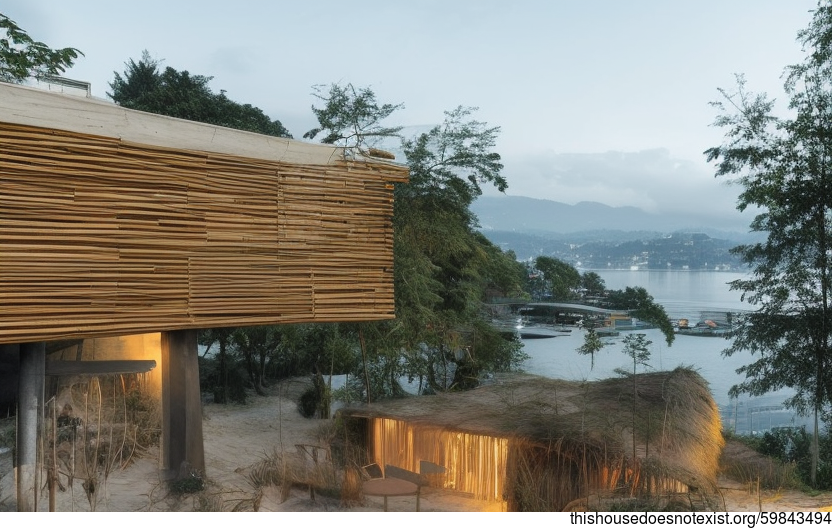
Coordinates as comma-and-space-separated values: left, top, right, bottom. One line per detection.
519, 270, 813, 435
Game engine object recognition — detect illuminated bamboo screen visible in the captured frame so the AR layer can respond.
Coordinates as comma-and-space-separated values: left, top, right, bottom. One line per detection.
371, 417, 509, 502
0, 118, 408, 344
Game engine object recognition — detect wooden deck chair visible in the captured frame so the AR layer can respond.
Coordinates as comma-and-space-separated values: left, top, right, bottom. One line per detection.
361, 462, 384, 480
419, 460, 447, 489
419, 460, 446, 476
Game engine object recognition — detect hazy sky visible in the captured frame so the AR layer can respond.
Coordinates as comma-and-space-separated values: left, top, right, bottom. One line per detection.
3, 1, 821, 230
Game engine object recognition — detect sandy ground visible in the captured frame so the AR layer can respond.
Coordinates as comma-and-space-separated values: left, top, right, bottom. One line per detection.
2, 380, 832, 513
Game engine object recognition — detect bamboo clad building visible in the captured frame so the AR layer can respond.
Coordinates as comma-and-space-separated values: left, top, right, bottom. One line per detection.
0, 81, 408, 510
0, 82, 408, 343
343, 368, 725, 512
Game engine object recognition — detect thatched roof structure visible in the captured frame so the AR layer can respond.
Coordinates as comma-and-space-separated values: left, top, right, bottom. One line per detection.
344, 367, 724, 510
0, 82, 408, 343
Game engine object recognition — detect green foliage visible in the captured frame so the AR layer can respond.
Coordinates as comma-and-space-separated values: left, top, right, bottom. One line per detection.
303, 84, 524, 398
269, 324, 361, 416
197, 354, 248, 404
705, 2, 832, 485
577, 327, 607, 369
297, 385, 320, 418
758, 428, 810, 465
605, 286, 675, 346
168, 472, 205, 495
622, 333, 652, 374
481, 246, 528, 300
622, 333, 653, 465
330, 379, 363, 405
581, 271, 606, 296
757, 428, 832, 490
533, 256, 581, 300
401, 105, 506, 207
0, 13, 82, 83
109, 51, 291, 137
388, 104, 521, 392
720, 435, 804, 490
725, 428, 832, 491
303, 83, 403, 150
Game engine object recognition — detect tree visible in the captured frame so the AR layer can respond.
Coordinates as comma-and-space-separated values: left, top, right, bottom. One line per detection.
283, 324, 359, 417
305, 84, 525, 396
704, 2, 832, 485
400, 105, 507, 206
533, 256, 581, 300
394, 105, 523, 391
577, 327, 607, 369
620, 333, 652, 378
198, 327, 236, 403
303, 83, 403, 152
230, 325, 281, 396
605, 286, 675, 346
619, 333, 653, 465
109, 51, 291, 137
0, 13, 82, 83
480, 246, 528, 301
581, 271, 606, 297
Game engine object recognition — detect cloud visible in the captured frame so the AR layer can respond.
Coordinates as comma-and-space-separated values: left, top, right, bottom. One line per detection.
497, 148, 747, 227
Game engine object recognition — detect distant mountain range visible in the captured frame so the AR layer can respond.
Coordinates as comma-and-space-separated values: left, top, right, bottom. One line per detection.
470, 195, 761, 269
471, 196, 753, 238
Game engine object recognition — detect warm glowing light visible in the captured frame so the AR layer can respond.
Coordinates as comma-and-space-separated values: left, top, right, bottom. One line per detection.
371, 418, 509, 502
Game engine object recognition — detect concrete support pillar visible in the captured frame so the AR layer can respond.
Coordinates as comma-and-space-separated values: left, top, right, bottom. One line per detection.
160, 330, 205, 480
17, 341, 44, 512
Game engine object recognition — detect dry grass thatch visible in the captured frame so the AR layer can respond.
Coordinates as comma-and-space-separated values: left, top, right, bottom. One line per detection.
719, 439, 802, 491
343, 367, 724, 511
0, 83, 408, 344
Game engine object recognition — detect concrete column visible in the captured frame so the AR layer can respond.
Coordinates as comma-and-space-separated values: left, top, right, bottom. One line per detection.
160, 330, 205, 480
17, 341, 44, 512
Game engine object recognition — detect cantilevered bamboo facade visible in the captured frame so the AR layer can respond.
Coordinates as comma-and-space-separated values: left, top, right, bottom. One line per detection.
0, 83, 408, 344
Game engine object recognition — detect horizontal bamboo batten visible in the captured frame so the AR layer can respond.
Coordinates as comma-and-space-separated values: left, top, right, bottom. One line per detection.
0, 97, 407, 344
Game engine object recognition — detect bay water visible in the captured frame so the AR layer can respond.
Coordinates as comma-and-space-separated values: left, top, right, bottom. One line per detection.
519, 270, 813, 434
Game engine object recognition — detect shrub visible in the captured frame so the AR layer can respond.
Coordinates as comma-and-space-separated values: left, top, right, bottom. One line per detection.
297, 386, 319, 418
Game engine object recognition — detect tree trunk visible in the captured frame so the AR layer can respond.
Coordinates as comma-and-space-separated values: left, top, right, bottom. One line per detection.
312, 369, 329, 419
244, 350, 265, 396
258, 349, 269, 388
358, 327, 371, 404
218, 338, 228, 404
811, 407, 819, 486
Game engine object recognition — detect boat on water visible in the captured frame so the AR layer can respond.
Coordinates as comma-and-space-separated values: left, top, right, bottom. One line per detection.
516, 325, 570, 339
676, 326, 734, 337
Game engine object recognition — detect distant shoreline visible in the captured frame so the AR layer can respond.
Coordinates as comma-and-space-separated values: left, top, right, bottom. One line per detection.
578, 268, 748, 273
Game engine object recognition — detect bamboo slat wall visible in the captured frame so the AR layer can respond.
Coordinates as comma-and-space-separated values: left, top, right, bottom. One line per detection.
0, 89, 408, 344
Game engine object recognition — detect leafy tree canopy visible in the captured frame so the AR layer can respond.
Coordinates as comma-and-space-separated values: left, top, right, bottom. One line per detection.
305, 83, 525, 395
581, 271, 606, 296
109, 51, 291, 137
577, 327, 607, 369
605, 286, 674, 346
0, 13, 82, 83
705, 0, 832, 485
303, 83, 403, 151
533, 256, 581, 301
401, 106, 506, 208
